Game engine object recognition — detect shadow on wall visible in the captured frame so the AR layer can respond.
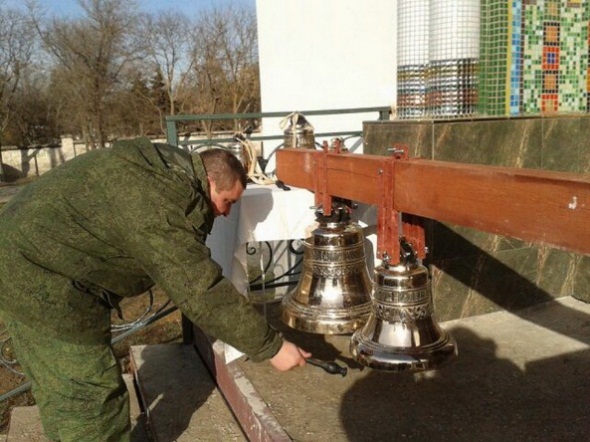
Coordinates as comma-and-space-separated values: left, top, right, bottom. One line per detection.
1, 163, 27, 182
426, 221, 586, 322
0, 164, 30, 183
1, 149, 43, 182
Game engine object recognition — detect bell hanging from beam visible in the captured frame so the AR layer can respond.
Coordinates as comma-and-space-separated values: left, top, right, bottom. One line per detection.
281, 201, 373, 334
350, 238, 457, 371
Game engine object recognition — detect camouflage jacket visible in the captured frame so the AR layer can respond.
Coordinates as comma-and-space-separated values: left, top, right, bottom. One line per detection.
0, 137, 282, 361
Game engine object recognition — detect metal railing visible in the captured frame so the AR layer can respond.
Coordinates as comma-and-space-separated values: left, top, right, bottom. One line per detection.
165, 106, 391, 148
165, 105, 391, 291
166, 106, 390, 343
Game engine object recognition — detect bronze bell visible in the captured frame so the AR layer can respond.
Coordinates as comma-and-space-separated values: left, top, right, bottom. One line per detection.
281, 205, 373, 334
350, 239, 457, 371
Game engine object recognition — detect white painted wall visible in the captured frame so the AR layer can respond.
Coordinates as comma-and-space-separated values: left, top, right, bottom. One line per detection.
256, 0, 397, 163
0, 138, 91, 181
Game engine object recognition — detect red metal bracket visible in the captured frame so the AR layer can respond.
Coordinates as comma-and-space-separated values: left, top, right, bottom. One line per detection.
377, 144, 426, 263
313, 142, 333, 216
314, 141, 332, 216
401, 214, 426, 261
377, 154, 398, 262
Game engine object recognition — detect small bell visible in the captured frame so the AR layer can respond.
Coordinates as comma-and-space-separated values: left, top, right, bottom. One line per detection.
280, 111, 316, 149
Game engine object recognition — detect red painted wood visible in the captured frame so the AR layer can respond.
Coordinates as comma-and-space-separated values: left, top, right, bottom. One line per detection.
276, 149, 590, 257
393, 159, 590, 255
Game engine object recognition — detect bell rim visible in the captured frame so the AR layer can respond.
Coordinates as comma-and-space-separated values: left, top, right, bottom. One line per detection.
349, 330, 458, 372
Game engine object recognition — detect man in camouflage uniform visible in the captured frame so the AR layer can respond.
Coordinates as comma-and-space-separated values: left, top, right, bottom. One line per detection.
0, 137, 311, 441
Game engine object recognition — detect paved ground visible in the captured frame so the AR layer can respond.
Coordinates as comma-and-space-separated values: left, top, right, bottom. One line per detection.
130, 344, 245, 442
232, 296, 590, 441
7, 296, 590, 441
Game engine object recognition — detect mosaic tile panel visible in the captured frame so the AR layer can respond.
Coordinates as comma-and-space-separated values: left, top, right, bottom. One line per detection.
397, 0, 480, 119
430, 0, 589, 118
480, 0, 589, 116
478, 0, 510, 115
558, 1, 588, 112
427, 59, 479, 117
396, 0, 429, 118
510, 0, 523, 114
522, 1, 544, 114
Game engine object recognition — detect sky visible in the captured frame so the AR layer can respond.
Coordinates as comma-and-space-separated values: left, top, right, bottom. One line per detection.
4, 0, 256, 18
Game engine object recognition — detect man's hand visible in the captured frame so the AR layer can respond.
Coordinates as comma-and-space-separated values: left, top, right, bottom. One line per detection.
269, 340, 312, 372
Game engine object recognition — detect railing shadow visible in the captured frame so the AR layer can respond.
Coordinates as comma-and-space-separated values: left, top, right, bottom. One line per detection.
428, 222, 588, 344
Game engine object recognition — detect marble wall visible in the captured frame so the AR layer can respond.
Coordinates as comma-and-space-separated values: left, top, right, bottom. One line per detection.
363, 115, 590, 321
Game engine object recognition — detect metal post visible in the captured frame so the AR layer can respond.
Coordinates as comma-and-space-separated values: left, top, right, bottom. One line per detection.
166, 118, 179, 147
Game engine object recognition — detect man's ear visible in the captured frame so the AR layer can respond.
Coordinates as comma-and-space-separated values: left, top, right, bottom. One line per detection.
207, 176, 217, 194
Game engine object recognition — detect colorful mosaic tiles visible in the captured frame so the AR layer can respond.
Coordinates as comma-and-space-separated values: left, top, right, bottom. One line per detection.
399, 1, 589, 119
397, 0, 429, 118
397, 0, 480, 119
480, 0, 589, 116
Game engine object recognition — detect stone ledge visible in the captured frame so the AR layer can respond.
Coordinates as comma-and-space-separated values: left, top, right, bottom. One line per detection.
6, 406, 48, 441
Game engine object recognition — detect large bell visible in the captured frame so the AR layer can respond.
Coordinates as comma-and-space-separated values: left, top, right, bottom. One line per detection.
350, 240, 457, 371
281, 213, 373, 334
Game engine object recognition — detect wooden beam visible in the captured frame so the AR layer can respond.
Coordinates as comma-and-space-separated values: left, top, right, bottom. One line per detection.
276, 149, 590, 256
393, 159, 590, 256
276, 149, 387, 205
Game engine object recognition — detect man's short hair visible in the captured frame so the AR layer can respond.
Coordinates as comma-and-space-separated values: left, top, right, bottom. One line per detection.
200, 148, 247, 191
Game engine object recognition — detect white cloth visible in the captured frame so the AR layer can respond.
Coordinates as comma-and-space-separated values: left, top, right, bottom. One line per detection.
207, 183, 318, 295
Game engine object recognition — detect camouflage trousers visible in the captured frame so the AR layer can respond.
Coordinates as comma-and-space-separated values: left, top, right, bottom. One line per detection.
4, 315, 131, 442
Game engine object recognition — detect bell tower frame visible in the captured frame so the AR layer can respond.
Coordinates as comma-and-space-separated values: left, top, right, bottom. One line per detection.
276, 147, 590, 264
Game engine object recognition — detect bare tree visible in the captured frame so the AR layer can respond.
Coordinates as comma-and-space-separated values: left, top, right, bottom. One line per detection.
35, 0, 142, 148
108, 65, 168, 137
10, 65, 57, 147
0, 5, 36, 180
186, 5, 260, 136
0, 1, 260, 150
139, 11, 196, 126
0, 6, 37, 142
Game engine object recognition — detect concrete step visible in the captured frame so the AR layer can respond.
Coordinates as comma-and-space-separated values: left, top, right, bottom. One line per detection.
6, 374, 147, 441
123, 373, 150, 441
129, 343, 246, 442
5, 406, 47, 441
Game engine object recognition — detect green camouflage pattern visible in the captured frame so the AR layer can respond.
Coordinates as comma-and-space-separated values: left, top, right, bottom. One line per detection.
0, 137, 282, 439
5, 315, 130, 441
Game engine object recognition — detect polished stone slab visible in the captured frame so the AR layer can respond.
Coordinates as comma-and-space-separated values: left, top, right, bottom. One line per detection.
363, 116, 590, 318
